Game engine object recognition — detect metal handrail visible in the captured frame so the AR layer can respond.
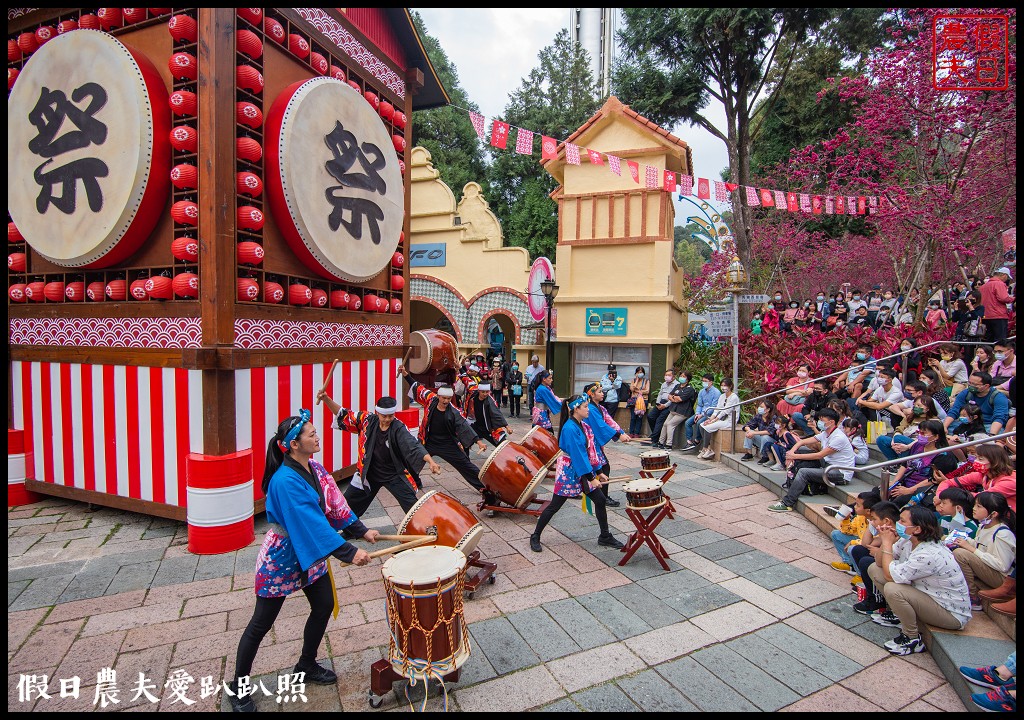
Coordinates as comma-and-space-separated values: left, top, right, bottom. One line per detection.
830, 431, 1016, 474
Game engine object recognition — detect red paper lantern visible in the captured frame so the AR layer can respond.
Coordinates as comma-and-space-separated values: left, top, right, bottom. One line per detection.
169, 90, 197, 116
169, 52, 198, 80
97, 8, 123, 29
329, 65, 346, 82
78, 14, 101, 30
263, 281, 284, 304
26, 281, 46, 302
391, 251, 404, 268
145, 275, 173, 300
167, 14, 197, 42
129, 279, 149, 300
390, 298, 403, 314
264, 17, 285, 44
17, 33, 38, 56
329, 289, 350, 308
171, 236, 199, 262
44, 281, 66, 303
364, 91, 379, 111
34, 26, 56, 46
379, 296, 391, 313
170, 163, 198, 189
237, 278, 259, 302
65, 281, 85, 301
236, 65, 263, 93
172, 272, 199, 298
86, 281, 106, 301
309, 52, 328, 75
8, 222, 23, 243
8, 40, 21, 62
347, 80, 361, 93
236, 29, 263, 60
237, 8, 263, 25
236, 102, 263, 129
9, 284, 28, 303
311, 288, 328, 307
236, 171, 263, 197
363, 293, 380, 312
379, 100, 395, 121
171, 200, 199, 226
8, 68, 19, 90
398, 159, 406, 175
347, 293, 362, 311
390, 273, 405, 291
237, 205, 265, 231
8, 252, 27, 272
105, 279, 127, 300
288, 34, 309, 59
236, 137, 263, 163
236, 241, 264, 266
149, 8, 172, 16
123, 8, 148, 24
393, 111, 407, 130
288, 283, 312, 306
392, 134, 406, 154
57, 20, 79, 34
170, 125, 198, 152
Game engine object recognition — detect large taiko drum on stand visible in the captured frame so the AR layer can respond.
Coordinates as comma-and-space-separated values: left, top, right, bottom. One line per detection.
406, 329, 459, 386
381, 546, 471, 680
478, 441, 548, 508
623, 478, 666, 510
397, 490, 483, 556
639, 450, 671, 472
519, 426, 562, 470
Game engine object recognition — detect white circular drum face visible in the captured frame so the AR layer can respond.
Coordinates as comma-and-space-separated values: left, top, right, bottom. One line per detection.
7, 30, 161, 267
381, 545, 466, 586
272, 78, 403, 282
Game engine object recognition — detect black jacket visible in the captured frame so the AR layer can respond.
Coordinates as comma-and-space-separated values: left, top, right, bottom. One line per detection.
668, 385, 697, 416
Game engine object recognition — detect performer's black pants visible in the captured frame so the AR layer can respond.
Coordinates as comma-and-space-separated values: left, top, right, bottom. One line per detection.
533, 486, 611, 539
425, 440, 484, 491
344, 475, 418, 517
235, 573, 334, 680
473, 424, 505, 447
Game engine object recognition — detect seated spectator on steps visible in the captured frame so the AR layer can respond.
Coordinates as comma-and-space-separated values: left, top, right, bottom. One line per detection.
695, 378, 739, 460
850, 501, 902, 616
776, 364, 812, 421
991, 339, 1017, 390
934, 443, 1016, 512
944, 371, 1011, 437
879, 393, 939, 461
935, 486, 980, 541
760, 415, 800, 471
959, 651, 1017, 712
767, 408, 857, 512
866, 506, 972, 656
781, 300, 800, 332
930, 343, 970, 397
971, 345, 996, 376
740, 400, 775, 461
952, 491, 1017, 611
834, 344, 876, 402
925, 299, 948, 330
842, 417, 870, 465
682, 374, 719, 452
855, 367, 905, 424
886, 420, 950, 508
920, 369, 952, 414
831, 488, 880, 576
791, 379, 836, 437
893, 338, 924, 385
850, 305, 872, 328
655, 371, 695, 449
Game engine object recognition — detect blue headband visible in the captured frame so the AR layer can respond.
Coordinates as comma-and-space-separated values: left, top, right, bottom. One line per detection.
279, 408, 311, 452
568, 396, 588, 411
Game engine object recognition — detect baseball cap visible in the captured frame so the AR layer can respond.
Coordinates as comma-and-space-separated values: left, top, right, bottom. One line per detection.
607, 364, 616, 372
994, 266, 1013, 279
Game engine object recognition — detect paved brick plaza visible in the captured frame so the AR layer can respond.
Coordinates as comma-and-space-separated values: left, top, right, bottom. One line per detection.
8, 413, 966, 712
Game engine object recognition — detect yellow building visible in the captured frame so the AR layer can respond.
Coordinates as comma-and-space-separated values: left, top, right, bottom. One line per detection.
544, 96, 692, 410
407, 146, 545, 364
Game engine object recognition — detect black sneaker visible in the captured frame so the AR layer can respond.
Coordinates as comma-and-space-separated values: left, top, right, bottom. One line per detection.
853, 598, 883, 615
871, 609, 901, 627
529, 535, 542, 552
294, 660, 337, 685
598, 534, 624, 549
741, 453, 755, 461
605, 496, 621, 508
227, 680, 258, 712
886, 633, 925, 656
757, 457, 771, 465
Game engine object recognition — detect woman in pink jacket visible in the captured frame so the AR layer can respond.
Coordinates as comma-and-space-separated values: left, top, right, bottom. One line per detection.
934, 443, 1016, 512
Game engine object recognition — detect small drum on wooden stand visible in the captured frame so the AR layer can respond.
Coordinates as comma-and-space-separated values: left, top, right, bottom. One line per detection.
639, 450, 670, 473
397, 490, 496, 595
519, 425, 562, 471
477, 440, 550, 516
623, 478, 665, 510
406, 329, 459, 387
370, 546, 471, 708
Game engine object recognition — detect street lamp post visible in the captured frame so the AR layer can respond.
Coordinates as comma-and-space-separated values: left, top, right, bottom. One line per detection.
540, 279, 559, 374
725, 256, 748, 395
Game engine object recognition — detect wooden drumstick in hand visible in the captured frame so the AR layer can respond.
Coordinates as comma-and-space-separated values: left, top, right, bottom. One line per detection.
317, 359, 339, 404
397, 346, 413, 378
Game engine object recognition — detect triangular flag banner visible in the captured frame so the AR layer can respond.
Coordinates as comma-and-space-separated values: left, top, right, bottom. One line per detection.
773, 190, 787, 209
835, 195, 845, 215
645, 165, 660, 189
847, 196, 858, 214
786, 192, 798, 212
812, 195, 823, 214
725, 182, 739, 192
607, 155, 621, 176
697, 178, 710, 199
664, 170, 676, 193
760, 189, 775, 207
541, 135, 558, 161
746, 186, 761, 206
714, 181, 728, 202
490, 120, 509, 149
627, 160, 640, 183
514, 128, 534, 155
566, 143, 581, 165
825, 197, 835, 214
799, 194, 811, 213
679, 175, 693, 196
587, 149, 604, 165
868, 196, 878, 214
858, 196, 867, 214
469, 111, 485, 141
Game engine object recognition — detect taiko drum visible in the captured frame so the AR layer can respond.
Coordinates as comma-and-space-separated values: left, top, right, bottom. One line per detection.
519, 426, 562, 470
478, 440, 548, 509
397, 490, 483, 556
639, 450, 671, 472
406, 329, 459, 386
622, 478, 665, 510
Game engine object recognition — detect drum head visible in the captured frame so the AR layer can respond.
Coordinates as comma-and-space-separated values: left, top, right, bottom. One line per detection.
407, 331, 433, 375
397, 489, 436, 534
640, 450, 668, 460
382, 545, 466, 586
623, 479, 661, 493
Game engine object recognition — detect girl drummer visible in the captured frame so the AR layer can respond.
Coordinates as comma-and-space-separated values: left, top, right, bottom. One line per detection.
529, 395, 624, 553
229, 410, 379, 711
531, 370, 562, 430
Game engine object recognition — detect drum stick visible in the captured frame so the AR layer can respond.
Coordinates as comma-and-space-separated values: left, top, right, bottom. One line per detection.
397, 346, 413, 378
374, 534, 434, 542
366, 536, 435, 559
597, 476, 632, 485
317, 359, 339, 404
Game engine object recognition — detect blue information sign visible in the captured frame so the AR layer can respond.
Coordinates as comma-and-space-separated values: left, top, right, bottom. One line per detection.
409, 243, 447, 267
585, 307, 628, 336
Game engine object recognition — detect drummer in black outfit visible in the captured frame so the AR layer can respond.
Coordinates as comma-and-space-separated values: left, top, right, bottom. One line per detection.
468, 382, 510, 447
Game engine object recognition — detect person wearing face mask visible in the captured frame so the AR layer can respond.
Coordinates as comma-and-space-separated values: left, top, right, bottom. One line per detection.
934, 443, 1016, 512
849, 501, 902, 616
696, 378, 740, 460
682, 373, 720, 452
795, 299, 813, 328
655, 370, 695, 449
866, 284, 885, 324
924, 298, 948, 330
768, 408, 856, 512
842, 418, 870, 465
990, 340, 1016, 387
833, 344, 876, 401
791, 380, 836, 436
599, 364, 623, 421
627, 366, 651, 437
781, 300, 800, 332
886, 420, 950, 509
771, 290, 787, 314
891, 338, 923, 385
647, 368, 681, 445
582, 383, 632, 507
776, 363, 812, 423
951, 491, 1017, 612
832, 293, 849, 324
505, 360, 524, 418
762, 302, 780, 334
866, 506, 972, 656
945, 371, 1010, 437
847, 289, 867, 315
929, 343, 969, 396
855, 367, 905, 424
740, 400, 775, 461
813, 291, 832, 330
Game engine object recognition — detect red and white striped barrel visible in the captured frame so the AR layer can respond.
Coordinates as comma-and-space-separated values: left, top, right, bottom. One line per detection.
186, 450, 254, 554
8, 428, 42, 506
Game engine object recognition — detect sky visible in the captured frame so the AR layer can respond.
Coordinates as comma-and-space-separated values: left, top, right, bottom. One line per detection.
411, 8, 734, 229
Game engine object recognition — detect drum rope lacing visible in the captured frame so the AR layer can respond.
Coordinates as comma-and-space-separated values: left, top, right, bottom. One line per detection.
384, 573, 470, 712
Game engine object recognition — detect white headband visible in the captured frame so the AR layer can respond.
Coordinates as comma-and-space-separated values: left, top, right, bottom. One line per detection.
374, 404, 397, 415
437, 387, 454, 397
478, 383, 491, 391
